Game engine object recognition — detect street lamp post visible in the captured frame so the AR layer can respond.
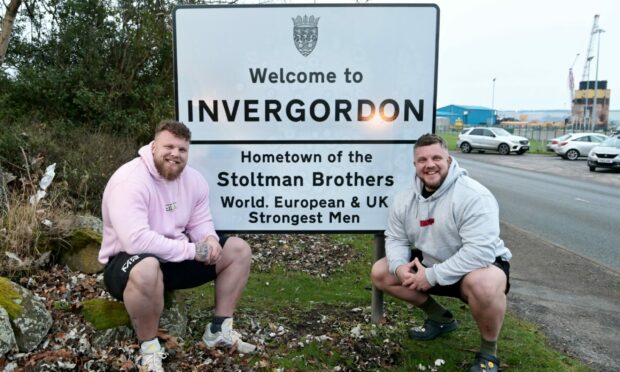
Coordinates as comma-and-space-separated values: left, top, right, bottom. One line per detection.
590, 28, 605, 131
491, 78, 496, 125
569, 53, 579, 125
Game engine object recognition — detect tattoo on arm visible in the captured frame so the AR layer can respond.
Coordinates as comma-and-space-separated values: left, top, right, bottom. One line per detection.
195, 241, 210, 262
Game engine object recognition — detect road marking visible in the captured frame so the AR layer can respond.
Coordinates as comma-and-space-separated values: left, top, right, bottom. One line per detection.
575, 197, 590, 203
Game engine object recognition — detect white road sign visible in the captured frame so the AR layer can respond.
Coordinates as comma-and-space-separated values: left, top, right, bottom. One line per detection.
174, 4, 439, 232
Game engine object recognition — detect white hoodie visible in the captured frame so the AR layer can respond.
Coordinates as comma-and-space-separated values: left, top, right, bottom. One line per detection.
385, 158, 511, 286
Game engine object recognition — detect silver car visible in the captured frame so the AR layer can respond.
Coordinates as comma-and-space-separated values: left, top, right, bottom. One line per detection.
587, 135, 620, 172
457, 127, 529, 155
554, 133, 608, 160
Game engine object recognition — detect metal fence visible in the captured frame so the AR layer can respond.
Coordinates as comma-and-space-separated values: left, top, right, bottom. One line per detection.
444, 126, 614, 142
502, 126, 614, 142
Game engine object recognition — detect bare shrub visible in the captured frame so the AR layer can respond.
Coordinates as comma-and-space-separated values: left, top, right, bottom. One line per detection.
0, 120, 140, 215
1, 192, 42, 256
0, 150, 73, 277
58, 130, 137, 213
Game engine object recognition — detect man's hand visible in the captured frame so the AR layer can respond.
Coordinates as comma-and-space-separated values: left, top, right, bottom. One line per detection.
397, 258, 432, 292
195, 236, 222, 264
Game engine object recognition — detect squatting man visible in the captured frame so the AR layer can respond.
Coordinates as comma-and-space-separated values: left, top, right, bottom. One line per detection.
371, 133, 511, 372
98, 120, 255, 371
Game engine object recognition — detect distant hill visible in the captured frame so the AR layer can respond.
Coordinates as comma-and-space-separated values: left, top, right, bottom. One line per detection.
498, 110, 620, 125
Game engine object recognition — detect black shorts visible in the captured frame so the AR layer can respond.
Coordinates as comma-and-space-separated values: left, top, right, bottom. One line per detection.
103, 236, 229, 301
411, 250, 510, 302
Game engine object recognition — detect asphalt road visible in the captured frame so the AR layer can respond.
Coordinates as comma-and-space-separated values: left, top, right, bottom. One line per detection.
499, 221, 620, 371
451, 152, 620, 371
455, 153, 620, 271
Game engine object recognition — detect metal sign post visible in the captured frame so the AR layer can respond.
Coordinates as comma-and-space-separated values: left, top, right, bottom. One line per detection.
372, 233, 386, 323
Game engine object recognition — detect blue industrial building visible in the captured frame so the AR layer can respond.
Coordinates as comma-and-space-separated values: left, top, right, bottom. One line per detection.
437, 105, 496, 125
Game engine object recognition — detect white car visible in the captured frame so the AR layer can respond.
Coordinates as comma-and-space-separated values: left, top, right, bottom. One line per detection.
546, 134, 572, 153
587, 135, 620, 172
554, 133, 608, 160
457, 127, 529, 155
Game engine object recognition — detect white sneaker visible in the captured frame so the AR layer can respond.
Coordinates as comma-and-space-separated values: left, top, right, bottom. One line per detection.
136, 347, 167, 372
202, 318, 257, 354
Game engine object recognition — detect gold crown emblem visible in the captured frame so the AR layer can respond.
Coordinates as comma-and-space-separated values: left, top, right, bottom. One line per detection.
292, 15, 320, 28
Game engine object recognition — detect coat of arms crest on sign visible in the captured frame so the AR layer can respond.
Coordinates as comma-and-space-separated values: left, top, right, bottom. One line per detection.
292, 15, 320, 57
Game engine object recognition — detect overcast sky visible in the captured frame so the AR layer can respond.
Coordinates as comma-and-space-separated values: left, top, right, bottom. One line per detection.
242, 0, 619, 111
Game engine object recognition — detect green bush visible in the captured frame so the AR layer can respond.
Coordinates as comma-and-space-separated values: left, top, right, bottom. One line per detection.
1, 0, 175, 135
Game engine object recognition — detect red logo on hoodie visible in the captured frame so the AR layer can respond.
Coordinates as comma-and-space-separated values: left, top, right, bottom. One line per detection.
419, 218, 435, 227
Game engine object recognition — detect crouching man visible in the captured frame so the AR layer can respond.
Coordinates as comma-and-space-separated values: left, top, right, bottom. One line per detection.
371, 133, 511, 372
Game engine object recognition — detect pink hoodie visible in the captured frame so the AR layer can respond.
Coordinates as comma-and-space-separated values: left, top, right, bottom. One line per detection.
98, 142, 218, 264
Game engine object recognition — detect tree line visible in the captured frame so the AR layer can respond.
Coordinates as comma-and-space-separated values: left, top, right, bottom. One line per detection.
0, 0, 236, 214
1, 0, 239, 134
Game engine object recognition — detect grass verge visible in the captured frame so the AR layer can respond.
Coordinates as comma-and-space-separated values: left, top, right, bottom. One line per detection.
179, 234, 588, 371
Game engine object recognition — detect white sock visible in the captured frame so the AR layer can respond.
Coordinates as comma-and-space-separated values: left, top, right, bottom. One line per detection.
141, 338, 161, 354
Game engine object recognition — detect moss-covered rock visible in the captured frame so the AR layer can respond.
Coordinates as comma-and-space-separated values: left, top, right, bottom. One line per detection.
82, 292, 188, 342
0, 277, 22, 319
5, 279, 53, 352
60, 242, 104, 274
68, 228, 102, 248
92, 326, 133, 349
82, 298, 130, 330
0, 306, 16, 356
59, 228, 104, 274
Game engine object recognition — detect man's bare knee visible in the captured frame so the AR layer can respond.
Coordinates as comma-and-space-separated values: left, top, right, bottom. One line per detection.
224, 237, 252, 259
371, 258, 390, 289
127, 257, 162, 290
462, 267, 506, 303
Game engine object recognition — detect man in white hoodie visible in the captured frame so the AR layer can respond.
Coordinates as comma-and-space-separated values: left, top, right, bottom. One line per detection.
371, 133, 511, 372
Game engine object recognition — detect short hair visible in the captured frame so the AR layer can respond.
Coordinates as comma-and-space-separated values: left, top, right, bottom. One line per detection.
414, 133, 448, 151
155, 120, 192, 141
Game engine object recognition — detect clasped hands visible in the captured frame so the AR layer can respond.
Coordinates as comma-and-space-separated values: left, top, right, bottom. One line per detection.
395, 258, 431, 292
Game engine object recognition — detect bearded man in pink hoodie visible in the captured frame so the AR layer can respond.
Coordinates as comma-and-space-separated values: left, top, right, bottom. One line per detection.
99, 120, 255, 371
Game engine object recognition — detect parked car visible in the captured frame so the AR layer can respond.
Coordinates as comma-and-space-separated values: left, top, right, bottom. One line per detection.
546, 134, 572, 153
555, 133, 608, 160
587, 135, 620, 172
457, 127, 529, 155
